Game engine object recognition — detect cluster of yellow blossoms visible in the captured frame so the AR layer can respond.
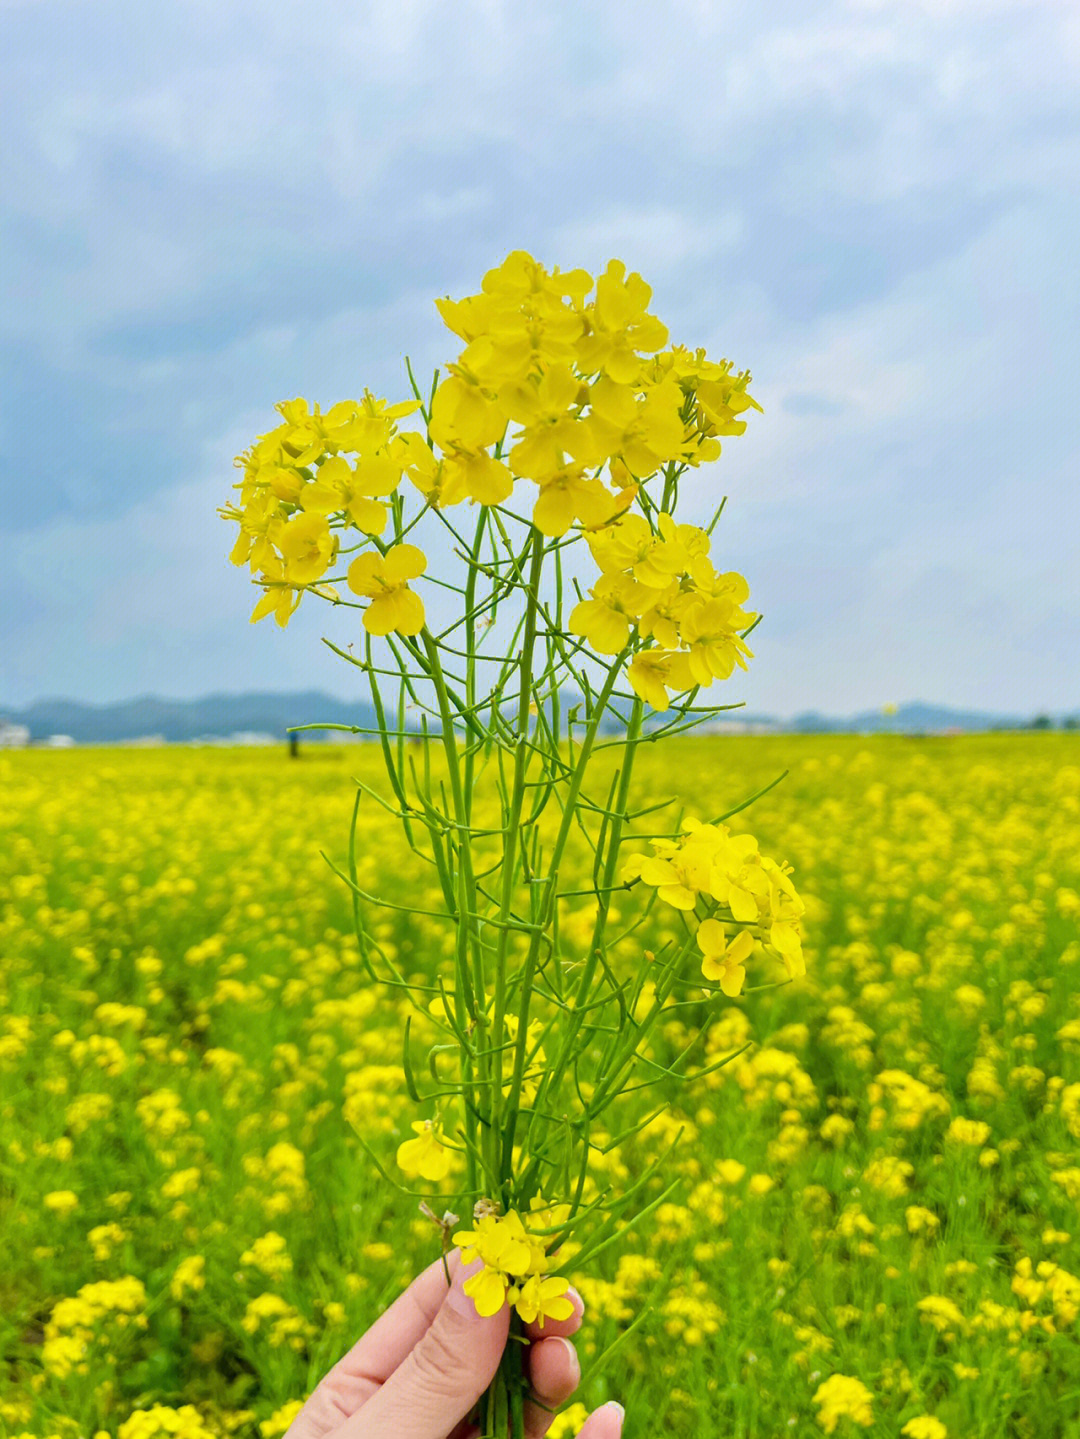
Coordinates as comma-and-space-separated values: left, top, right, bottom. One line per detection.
812, 1373, 875, 1434
42, 1276, 148, 1378
570, 511, 757, 711
623, 817, 806, 995
221, 250, 761, 709
452, 1208, 575, 1326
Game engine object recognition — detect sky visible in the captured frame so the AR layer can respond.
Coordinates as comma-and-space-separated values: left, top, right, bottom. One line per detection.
3, 0, 1078, 718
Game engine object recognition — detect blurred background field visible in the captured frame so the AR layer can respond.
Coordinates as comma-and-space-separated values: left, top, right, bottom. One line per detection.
2, 733, 1080, 1439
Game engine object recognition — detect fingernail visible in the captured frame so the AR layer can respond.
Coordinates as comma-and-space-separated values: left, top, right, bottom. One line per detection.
603, 1400, 625, 1427
555, 1336, 580, 1384
567, 1284, 584, 1314
445, 1257, 489, 1318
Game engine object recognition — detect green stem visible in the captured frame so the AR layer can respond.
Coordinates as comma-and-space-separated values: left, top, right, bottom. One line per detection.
422, 629, 488, 1193
531, 698, 644, 1120
490, 529, 545, 1201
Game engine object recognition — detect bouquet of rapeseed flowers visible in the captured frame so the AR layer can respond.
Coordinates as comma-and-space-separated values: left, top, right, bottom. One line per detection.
220, 250, 806, 1437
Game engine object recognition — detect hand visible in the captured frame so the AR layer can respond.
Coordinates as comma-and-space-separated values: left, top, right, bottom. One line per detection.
286, 1251, 624, 1439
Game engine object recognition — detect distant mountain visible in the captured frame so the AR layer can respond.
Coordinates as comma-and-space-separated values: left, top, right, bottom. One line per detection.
1, 691, 378, 744
0, 692, 1060, 745
787, 701, 1030, 734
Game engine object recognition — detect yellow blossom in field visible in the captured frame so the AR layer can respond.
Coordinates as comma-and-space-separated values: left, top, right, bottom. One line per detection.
868, 1070, 950, 1130
945, 1117, 991, 1147
7, 703, 1080, 1435
1060, 1082, 1080, 1137
715, 1159, 746, 1185
917, 1294, 968, 1339
820, 1114, 854, 1145
241, 1293, 313, 1350
548, 1402, 590, 1439
906, 1206, 941, 1236
83, 1223, 122, 1265
901, 1419, 947, 1439
1012, 1257, 1080, 1325
170, 1256, 206, 1300
118, 1406, 215, 1439
42, 1276, 148, 1377
240, 1232, 292, 1280
862, 1155, 913, 1197
812, 1373, 873, 1433
259, 1400, 305, 1437
162, 1167, 201, 1199
43, 1190, 79, 1217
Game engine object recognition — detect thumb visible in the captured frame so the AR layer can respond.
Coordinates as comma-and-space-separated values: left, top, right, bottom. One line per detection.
578, 1402, 625, 1438
343, 1258, 509, 1439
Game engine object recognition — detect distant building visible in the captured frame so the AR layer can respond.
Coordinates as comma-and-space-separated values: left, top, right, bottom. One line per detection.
0, 722, 30, 748
43, 734, 76, 748
228, 731, 277, 746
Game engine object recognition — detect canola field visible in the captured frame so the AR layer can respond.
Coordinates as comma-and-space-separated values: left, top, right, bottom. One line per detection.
2, 733, 1080, 1439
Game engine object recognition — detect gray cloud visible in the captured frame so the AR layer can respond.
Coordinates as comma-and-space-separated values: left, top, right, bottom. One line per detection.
2, 0, 1078, 711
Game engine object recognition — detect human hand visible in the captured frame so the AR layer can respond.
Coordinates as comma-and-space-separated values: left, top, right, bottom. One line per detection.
286, 1251, 624, 1439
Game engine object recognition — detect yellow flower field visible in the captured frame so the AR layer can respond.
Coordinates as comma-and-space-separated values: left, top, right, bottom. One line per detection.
2, 733, 1079, 1438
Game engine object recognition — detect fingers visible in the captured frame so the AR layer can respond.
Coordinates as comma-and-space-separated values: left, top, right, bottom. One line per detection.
288, 1254, 462, 1437
523, 1336, 580, 1439
577, 1403, 625, 1439
337, 1256, 509, 1439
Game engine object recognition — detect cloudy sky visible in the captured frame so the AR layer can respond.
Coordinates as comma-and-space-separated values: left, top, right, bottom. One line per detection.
3, 0, 1078, 717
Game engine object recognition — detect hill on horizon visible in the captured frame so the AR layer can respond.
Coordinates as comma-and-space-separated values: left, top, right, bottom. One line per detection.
1, 690, 1067, 745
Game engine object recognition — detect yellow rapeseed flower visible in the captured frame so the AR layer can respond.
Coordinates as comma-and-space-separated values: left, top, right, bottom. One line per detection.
43, 1191, 79, 1218
396, 1120, 453, 1182
901, 1419, 947, 1439
812, 1373, 873, 1433
696, 919, 754, 997
347, 544, 427, 636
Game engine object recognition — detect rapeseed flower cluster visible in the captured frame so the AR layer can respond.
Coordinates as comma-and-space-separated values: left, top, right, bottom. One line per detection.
452, 1209, 574, 1327
572, 513, 756, 711
220, 250, 761, 714
812, 1373, 874, 1432
623, 817, 806, 993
